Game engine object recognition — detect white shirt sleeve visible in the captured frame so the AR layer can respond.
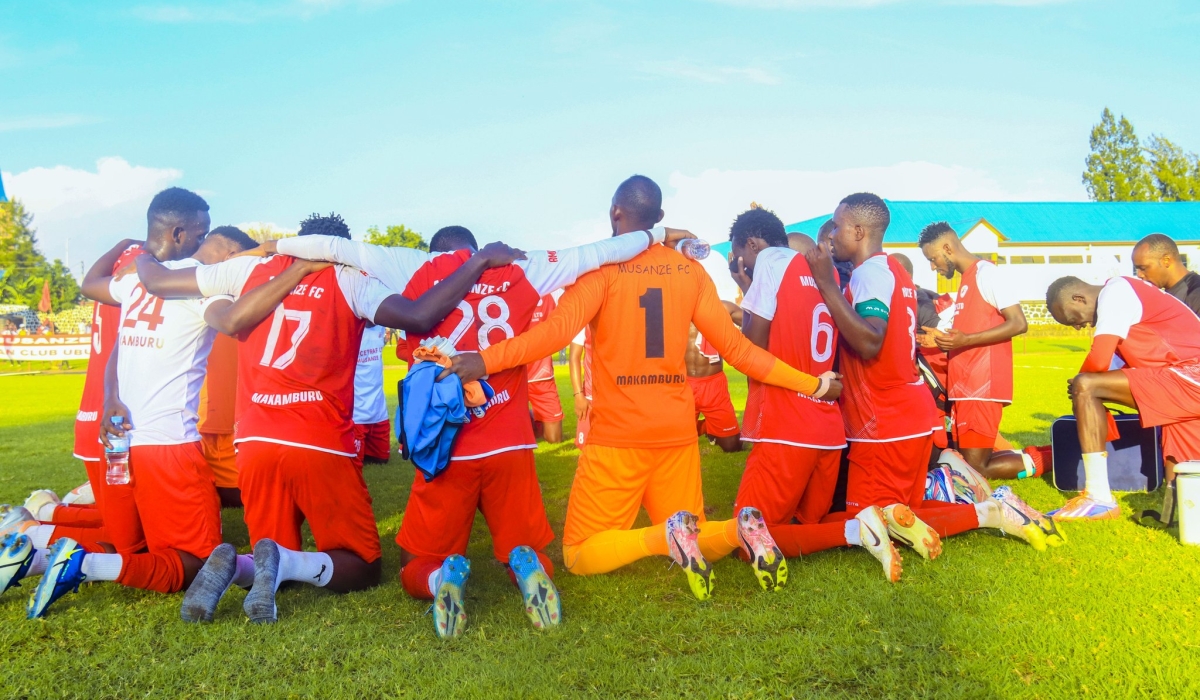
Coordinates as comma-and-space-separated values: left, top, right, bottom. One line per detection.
516, 228, 661, 296
1093, 277, 1144, 339
848, 256, 896, 313
276, 235, 435, 293
195, 256, 263, 299
572, 329, 586, 346
740, 247, 795, 322
974, 262, 1021, 310
335, 266, 396, 323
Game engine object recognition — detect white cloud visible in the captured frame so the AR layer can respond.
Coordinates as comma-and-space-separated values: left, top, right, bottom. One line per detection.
639, 60, 782, 85
3, 158, 183, 274
131, 0, 396, 23
0, 115, 97, 133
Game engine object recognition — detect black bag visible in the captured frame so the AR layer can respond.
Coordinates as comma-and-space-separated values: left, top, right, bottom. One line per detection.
1051, 410, 1163, 493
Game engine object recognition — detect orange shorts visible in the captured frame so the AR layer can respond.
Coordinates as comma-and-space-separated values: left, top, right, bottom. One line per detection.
396, 449, 554, 561
687, 373, 740, 438
951, 401, 1004, 449
353, 420, 392, 469
528, 380, 564, 423
200, 432, 238, 488
237, 441, 382, 563
564, 443, 704, 547
844, 435, 934, 514
734, 443, 840, 526
1125, 366, 1200, 462
128, 443, 222, 558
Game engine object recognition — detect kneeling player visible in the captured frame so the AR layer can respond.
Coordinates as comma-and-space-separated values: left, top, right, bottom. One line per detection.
686, 324, 742, 453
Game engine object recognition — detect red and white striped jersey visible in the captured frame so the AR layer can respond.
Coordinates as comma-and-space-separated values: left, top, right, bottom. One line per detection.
948, 259, 1016, 403
1096, 276, 1200, 371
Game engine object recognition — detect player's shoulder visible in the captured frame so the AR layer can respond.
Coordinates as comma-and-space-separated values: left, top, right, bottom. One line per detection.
852, 254, 894, 283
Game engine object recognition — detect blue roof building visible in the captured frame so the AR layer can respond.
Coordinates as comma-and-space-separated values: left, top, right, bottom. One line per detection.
0, 169, 7, 202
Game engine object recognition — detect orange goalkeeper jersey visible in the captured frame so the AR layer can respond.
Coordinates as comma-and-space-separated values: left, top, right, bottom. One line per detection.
480, 243, 820, 449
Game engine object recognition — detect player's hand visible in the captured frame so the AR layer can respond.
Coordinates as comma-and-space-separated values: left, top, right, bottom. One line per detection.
574, 394, 591, 422
814, 371, 843, 401
437, 351, 488, 384
663, 228, 697, 245
100, 400, 132, 449
294, 259, 332, 275
730, 255, 753, 293
805, 240, 837, 289
933, 328, 970, 351
477, 242, 527, 269
235, 241, 277, 258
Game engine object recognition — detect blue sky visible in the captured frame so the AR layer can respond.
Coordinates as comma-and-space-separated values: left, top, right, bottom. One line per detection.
3, 0, 1199, 278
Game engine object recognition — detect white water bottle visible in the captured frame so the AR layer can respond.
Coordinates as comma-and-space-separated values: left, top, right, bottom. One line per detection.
105, 416, 131, 485
675, 239, 711, 261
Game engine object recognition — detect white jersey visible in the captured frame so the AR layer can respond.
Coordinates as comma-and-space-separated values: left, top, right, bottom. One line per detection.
110, 259, 231, 446
353, 324, 388, 424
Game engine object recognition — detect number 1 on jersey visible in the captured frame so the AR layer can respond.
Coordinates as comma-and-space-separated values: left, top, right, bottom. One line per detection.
639, 287, 664, 358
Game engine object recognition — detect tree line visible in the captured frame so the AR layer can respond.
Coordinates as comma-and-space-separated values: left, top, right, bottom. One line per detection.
0, 200, 80, 313
1083, 108, 1200, 202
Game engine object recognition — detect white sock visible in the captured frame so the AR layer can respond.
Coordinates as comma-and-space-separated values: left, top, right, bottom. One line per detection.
844, 519, 861, 546
974, 500, 1001, 530
232, 554, 255, 589
427, 567, 444, 596
35, 502, 58, 521
80, 553, 124, 582
275, 546, 334, 591
1083, 452, 1114, 503
25, 525, 55, 549
27, 549, 49, 577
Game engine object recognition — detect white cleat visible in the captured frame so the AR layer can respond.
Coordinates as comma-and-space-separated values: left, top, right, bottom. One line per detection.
854, 506, 903, 583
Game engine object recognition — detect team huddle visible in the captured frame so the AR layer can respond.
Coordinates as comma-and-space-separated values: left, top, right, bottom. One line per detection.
3, 174, 1194, 640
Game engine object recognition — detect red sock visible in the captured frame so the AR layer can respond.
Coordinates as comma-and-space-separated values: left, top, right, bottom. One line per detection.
769, 521, 849, 557
49, 504, 104, 528
115, 550, 185, 593
505, 550, 555, 589
400, 556, 444, 600
915, 504, 979, 538
48, 525, 112, 553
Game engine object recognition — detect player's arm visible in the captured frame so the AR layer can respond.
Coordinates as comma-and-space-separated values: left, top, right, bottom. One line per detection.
203, 260, 332, 336
740, 310, 771, 350
81, 238, 141, 305
569, 336, 589, 420
99, 341, 131, 449
935, 304, 1028, 351
520, 227, 693, 295
267, 234, 435, 285
441, 271, 606, 383
723, 300, 743, 328
135, 255, 206, 298
806, 243, 885, 360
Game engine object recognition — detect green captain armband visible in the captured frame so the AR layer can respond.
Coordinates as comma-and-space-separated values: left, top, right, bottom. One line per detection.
854, 299, 890, 323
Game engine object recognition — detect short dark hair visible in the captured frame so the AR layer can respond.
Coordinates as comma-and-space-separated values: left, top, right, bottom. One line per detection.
839, 192, 890, 234
613, 175, 662, 229
817, 219, 835, 238
917, 221, 957, 247
1136, 232, 1179, 258
298, 213, 351, 239
891, 252, 914, 277
729, 208, 788, 249
428, 226, 478, 253
147, 187, 208, 223
1046, 276, 1084, 307
208, 225, 256, 252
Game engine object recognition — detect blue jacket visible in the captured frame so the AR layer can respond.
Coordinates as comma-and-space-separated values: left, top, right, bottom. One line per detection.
398, 362, 468, 481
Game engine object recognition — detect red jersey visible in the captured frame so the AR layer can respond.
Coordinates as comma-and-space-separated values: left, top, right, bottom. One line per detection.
526, 294, 557, 383
948, 260, 1014, 403
839, 254, 937, 442
74, 244, 144, 461
402, 250, 543, 460
1095, 277, 1200, 370
740, 248, 844, 449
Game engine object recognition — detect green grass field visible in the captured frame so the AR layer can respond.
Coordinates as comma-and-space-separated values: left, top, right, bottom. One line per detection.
2, 338, 1199, 698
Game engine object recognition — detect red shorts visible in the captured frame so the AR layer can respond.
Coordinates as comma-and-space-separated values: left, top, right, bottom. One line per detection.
687, 373, 740, 438
951, 400, 1004, 449
528, 380, 564, 423
200, 432, 238, 488
73, 416, 102, 463
1125, 366, 1200, 462
237, 441, 382, 563
396, 448, 554, 561
844, 434, 934, 514
128, 443, 223, 558
734, 443, 840, 526
353, 420, 392, 469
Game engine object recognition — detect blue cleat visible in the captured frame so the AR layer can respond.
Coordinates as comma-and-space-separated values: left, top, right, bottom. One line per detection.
27, 537, 86, 619
509, 546, 561, 630
1, 533, 35, 595
924, 466, 955, 504
433, 555, 470, 639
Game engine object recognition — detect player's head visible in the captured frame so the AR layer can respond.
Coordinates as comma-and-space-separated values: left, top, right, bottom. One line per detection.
146, 187, 210, 262
829, 193, 889, 263
788, 233, 816, 254
1046, 276, 1098, 329
1131, 233, 1185, 290
917, 221, 960, 280
728, 207, 788, 278
429, 225, 479, 253
610, 175, 664, 235
891, 252, 915, 278
193, 226, 257, 265
298, 213, 351, 239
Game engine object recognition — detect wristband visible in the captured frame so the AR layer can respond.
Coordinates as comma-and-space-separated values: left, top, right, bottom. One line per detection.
814, 376, 829, 399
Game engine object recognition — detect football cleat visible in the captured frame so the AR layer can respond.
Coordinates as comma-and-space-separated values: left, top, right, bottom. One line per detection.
181, 542, 238, 623
434, 555, 471, 639
23, 490, 61, 522
1049, 492, 1120, 521
854, 506, 903, 583
243, 539, 281, 624
27, 537, 86, 618
992, 485, 1066, 547
509, 546, 561, 630
0, 506, 35, 538
736, 507, 787, 592
924, 466, 955, 504
937, 449, 990, 504
665, 511, 714, 601
62, 482, 95, 506
882, 504, 942, 560
1, 533, 35, 595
